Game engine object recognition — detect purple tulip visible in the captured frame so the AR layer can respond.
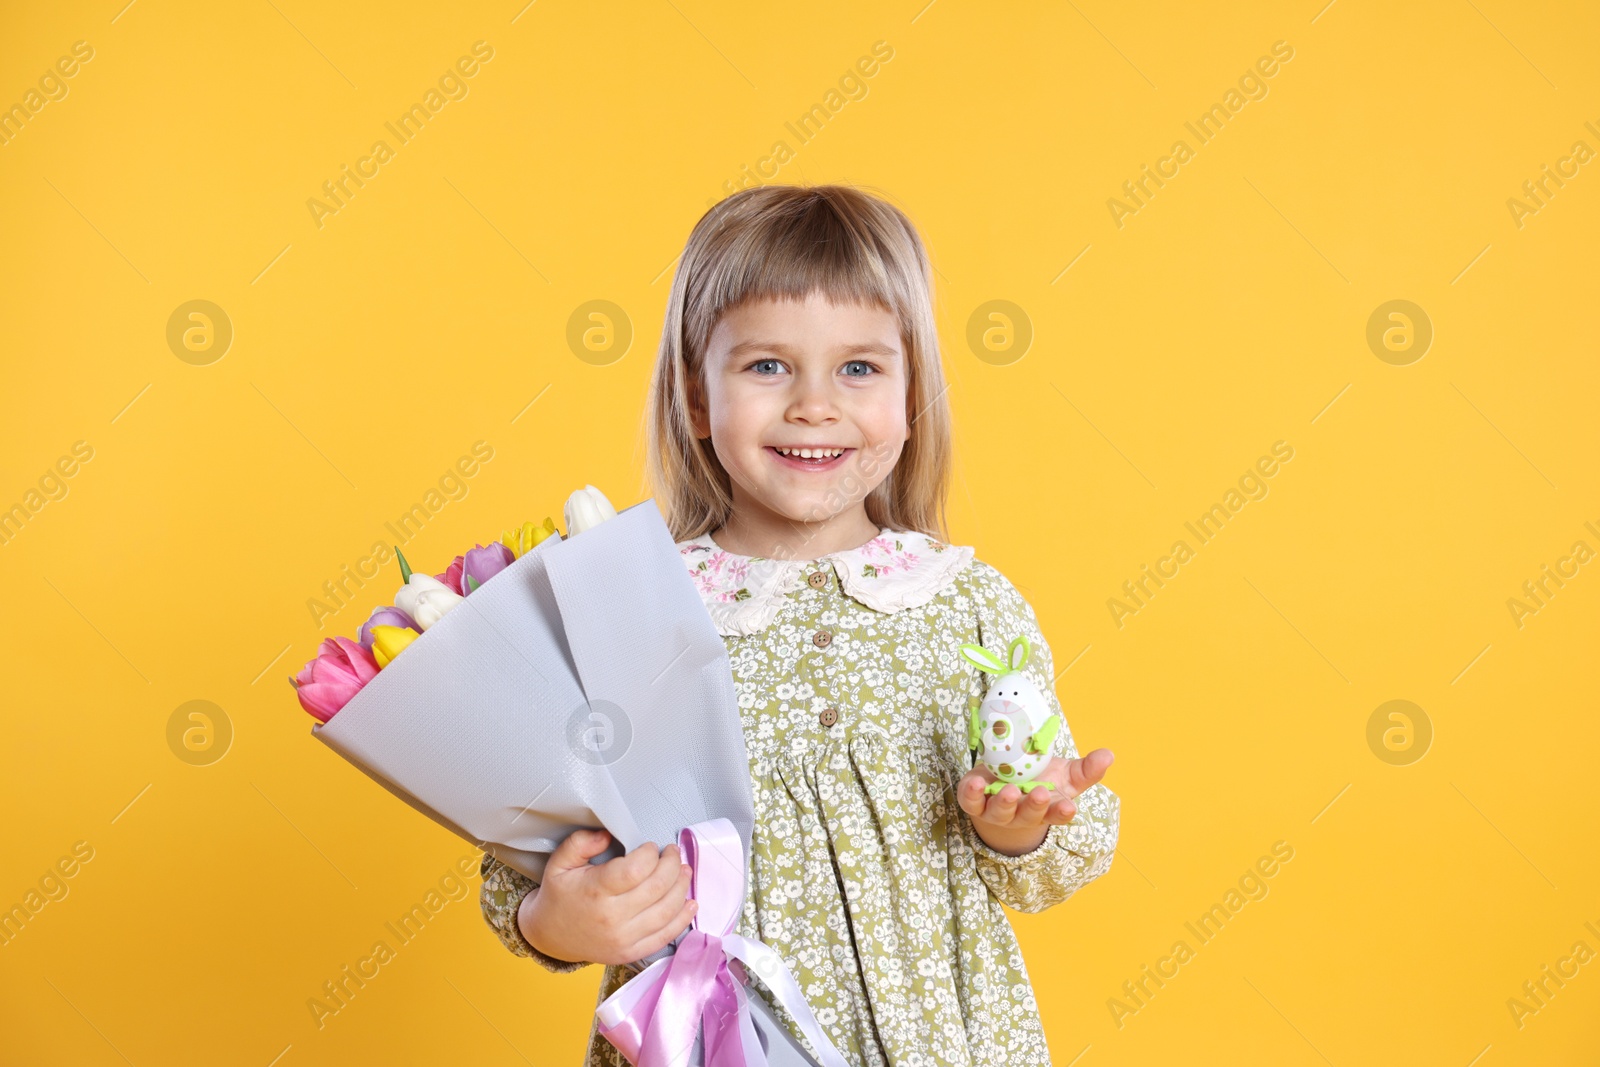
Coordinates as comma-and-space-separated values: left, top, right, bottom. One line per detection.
358, 605, 420, 649
462, 542, 513, 593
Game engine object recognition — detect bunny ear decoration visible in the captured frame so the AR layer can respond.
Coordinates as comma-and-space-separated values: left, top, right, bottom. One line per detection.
959, 643, 1009, 675
1006, 635, 1030, 672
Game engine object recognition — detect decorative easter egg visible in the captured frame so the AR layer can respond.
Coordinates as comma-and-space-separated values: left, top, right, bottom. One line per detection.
959, 634, 1061, 795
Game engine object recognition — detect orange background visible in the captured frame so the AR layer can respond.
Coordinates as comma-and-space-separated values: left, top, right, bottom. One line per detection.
1, 1, 1597, 1064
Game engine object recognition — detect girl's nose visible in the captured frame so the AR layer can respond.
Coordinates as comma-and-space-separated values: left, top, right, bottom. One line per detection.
785, 377, 841, 423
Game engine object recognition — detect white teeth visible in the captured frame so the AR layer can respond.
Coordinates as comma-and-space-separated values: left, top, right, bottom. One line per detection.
775, 447, 844, 459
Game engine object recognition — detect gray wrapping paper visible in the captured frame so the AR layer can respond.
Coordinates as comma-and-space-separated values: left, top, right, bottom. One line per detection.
310, 498, 825, 1066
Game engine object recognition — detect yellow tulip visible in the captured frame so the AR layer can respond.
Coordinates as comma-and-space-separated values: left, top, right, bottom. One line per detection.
501, 516, 560, 559
501, 523, 531, 559
370, 625, 418, 668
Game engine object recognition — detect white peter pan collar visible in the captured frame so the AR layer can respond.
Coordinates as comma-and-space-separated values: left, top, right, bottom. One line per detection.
678, 526, 976, 637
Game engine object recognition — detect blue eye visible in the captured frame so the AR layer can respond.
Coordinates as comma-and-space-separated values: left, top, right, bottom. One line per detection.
750, 359, 785, 375
842, 360, 878, 377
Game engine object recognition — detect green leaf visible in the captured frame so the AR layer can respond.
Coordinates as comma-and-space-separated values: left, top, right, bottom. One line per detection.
395, 546, 412, 584
465, 574, 481, 594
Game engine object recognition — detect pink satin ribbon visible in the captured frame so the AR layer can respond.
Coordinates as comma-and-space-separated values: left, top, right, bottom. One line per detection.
594, 819, 826, 1067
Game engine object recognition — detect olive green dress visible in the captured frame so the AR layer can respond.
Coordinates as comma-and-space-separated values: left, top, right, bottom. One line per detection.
479, 527, 1120, 1066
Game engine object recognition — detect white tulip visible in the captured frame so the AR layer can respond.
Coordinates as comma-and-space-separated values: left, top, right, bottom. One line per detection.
394, 573, 465, 630
564, 484, 618, 536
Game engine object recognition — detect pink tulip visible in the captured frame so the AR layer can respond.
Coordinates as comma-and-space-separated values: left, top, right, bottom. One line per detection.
294, 636, 379, 723
436, 555, 466, 595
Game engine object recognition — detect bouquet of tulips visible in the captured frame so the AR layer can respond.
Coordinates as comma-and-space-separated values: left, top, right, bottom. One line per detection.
290, 485, 846, 1067
291, 508, 572, 722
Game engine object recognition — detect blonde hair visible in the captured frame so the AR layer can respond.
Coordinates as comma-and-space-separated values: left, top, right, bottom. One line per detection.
643, 183, 952, 546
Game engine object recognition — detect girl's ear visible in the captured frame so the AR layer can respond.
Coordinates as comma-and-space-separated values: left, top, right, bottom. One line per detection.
1007, 635, 1030, 671
959, 643, 1008, 675
686, 372, 710, 439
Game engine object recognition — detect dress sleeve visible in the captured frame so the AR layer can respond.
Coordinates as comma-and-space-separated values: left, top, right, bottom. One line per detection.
478, 852, 595, 973
955, 562, 1121, 914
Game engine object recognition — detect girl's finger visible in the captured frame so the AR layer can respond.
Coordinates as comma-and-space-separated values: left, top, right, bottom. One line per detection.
987, 784, 1021, 824
626, 891, 699, 964
599, 841, 666, 895
1020, 788, 1052, 825
621, 862, 694, 947
1065, 749, 1114, 794
957, 775, 984, 818
961, 772, 997, 818
1005, 788, 1046, 828
616, 843, 686, 911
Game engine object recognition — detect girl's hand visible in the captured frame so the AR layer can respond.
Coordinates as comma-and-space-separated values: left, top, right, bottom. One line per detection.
957, 749, 1115, 856
517, 829, 699, 966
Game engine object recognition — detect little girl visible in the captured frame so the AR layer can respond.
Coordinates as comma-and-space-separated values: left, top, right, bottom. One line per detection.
480, 184, 1120, 1066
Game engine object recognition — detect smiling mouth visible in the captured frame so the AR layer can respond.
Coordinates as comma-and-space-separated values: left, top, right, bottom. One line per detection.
767, 446, 853, 471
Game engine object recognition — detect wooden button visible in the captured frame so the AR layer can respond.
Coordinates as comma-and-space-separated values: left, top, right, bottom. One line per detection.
819, 707, 839, 727
807, 570, 828, 589
812, 629, 833, 648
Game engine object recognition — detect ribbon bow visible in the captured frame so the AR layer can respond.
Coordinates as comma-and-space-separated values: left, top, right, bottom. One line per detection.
595, 819, 851, 1067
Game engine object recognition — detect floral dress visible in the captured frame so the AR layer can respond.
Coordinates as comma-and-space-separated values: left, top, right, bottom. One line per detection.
479, 527, 1121, 1066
